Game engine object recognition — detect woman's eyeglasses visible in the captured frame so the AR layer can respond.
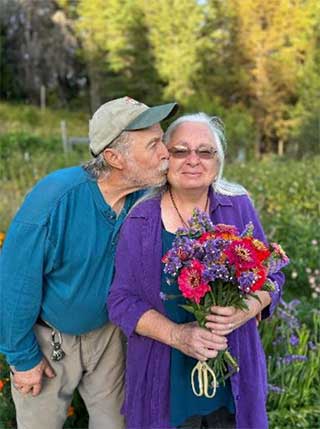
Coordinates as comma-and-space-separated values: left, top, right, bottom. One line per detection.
168, 147, 218, 160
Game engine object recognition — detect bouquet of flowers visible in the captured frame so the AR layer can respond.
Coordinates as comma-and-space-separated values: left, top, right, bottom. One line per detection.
162, 208, 289, 398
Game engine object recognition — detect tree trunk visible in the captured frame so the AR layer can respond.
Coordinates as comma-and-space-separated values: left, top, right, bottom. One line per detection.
87, 60, 102, 113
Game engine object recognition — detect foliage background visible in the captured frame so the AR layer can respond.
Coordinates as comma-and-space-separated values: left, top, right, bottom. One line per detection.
0, 0, 319, 427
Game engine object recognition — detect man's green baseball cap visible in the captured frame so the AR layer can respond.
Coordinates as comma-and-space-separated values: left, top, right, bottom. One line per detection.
89, 96, 179, 156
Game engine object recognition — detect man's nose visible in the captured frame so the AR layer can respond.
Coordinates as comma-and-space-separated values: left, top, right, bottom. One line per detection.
159, 142, 169, 159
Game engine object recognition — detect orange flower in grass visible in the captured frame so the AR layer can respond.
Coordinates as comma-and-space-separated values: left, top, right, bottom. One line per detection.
0, 379, 5, 392
0, 232, 5, 248
67, 406, 75, 417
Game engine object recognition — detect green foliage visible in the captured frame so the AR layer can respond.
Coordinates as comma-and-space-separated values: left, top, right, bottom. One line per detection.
225, 157, 320, 299
261, 300, 320, 428
0, 101, 89, 137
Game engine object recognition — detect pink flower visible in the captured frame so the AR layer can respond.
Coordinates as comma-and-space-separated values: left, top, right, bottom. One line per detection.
177, 259, 210, 304
214, 224, 239, 235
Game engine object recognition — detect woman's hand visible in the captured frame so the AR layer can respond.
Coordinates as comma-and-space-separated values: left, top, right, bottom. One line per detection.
170, 322, 228, 361
205, 292, 271, 335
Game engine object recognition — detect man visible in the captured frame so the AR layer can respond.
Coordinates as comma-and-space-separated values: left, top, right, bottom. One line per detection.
0, 96, 178, 429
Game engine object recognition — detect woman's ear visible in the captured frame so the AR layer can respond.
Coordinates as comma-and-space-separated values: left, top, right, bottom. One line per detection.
103, 148, 125, 170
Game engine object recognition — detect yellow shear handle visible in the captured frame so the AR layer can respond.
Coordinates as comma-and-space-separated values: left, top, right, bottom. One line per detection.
191, 361, 217, 398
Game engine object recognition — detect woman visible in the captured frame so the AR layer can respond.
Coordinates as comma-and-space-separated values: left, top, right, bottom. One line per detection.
108, 113, 284, 429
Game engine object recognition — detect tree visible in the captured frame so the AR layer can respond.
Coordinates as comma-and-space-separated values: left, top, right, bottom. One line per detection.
226, 0, 318, 155
141, 0, 204, 104
1, 0, 81, 105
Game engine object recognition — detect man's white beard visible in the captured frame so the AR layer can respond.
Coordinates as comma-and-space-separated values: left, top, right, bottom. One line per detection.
125, 159, 168, 188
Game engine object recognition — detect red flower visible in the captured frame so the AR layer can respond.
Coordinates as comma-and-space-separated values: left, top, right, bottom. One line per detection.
224, 237, 260, 270
177, 259, 210, 304
0, 379, 5, 392
198, 232, 216, 243
251, 265, 268, 291
252, 239, 271, 262
161, 251, 169, 264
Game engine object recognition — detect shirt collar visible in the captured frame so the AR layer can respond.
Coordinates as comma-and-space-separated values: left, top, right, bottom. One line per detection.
209, 186, 233, 213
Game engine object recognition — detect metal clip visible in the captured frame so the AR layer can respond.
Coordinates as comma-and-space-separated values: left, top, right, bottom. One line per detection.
50, 329, 65, 361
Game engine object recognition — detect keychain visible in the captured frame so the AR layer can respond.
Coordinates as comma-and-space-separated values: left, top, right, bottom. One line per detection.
50, 329, 65, 361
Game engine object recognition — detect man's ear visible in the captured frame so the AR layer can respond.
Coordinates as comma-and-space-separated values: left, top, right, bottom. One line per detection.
103, 148, 125, 170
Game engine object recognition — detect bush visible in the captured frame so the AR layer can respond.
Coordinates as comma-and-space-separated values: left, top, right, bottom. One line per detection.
225, 156, 320, 299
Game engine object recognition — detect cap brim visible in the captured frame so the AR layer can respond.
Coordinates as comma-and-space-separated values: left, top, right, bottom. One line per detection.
125, 102, 179, 130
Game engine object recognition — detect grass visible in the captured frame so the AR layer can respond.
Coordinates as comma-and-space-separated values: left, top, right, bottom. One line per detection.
0, 101, 89, 138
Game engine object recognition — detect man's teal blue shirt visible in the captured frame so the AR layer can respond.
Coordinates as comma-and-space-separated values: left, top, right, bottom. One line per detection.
0, 166, 142, 371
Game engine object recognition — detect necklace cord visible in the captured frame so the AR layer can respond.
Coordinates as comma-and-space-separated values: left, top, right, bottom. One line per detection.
168, 187, 209, 228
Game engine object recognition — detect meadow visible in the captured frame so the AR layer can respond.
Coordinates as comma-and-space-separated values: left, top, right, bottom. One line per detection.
0, 103, 319, 428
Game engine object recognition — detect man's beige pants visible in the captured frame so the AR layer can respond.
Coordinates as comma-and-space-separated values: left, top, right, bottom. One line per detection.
11, 322, 125, 429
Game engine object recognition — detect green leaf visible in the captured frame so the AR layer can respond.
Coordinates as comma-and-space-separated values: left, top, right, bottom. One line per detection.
179, 304, 195, 314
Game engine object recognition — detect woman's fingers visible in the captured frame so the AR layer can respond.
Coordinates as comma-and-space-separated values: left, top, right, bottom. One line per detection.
210, 306, 237, 316
206, 313, 239, 325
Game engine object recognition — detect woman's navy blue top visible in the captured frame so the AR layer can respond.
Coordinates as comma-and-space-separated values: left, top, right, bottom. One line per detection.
161, 228, 235, 427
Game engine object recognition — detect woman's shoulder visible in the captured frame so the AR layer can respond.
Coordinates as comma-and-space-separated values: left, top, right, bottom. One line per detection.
214, 191, 253, 208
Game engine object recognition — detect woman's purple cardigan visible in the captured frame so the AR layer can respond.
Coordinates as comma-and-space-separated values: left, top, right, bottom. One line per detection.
108, 191, 285, 429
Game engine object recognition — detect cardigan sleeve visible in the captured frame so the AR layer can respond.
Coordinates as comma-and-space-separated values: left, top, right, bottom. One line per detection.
107, 217, 154, 338
237, 195, 285, 318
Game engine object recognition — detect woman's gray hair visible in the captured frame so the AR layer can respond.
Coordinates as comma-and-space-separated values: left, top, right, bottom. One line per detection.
163, 112, 247, 196
131, 112, 247, 211
83, 131, 132, 180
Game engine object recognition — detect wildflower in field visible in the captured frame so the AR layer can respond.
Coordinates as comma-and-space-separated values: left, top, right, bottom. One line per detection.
267, 383, 285, 394
0, 232, 5, 248
67, 406, 75, 417
289, 334, 299, 347
291, 270, 298, 279
0, 379, 5, 392
281, 354, 308, 365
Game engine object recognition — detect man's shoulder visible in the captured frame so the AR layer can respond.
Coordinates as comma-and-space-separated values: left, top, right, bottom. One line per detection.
14, 166, 88, 224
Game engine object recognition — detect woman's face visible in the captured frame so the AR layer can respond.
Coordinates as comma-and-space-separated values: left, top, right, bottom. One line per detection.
166, 121, 219, 192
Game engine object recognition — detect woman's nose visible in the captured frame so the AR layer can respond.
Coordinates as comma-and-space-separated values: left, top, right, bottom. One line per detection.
186, 151, 200, 165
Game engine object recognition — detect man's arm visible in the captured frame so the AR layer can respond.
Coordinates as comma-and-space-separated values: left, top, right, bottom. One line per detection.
0, 221, 46, 370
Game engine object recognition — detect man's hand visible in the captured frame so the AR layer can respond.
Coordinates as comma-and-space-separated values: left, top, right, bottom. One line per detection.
170, 322, 228, 361
12, 357, 55, 396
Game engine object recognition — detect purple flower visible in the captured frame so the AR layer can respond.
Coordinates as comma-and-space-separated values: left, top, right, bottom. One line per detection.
272, 335, 285, 346
163, 256, 182, 276
287, 299, 301, 310
238, 271, 255, 293
282, 354, 308, 365
203, 264, 230, 283
202, 239, 224, 264
159, 292, 167, 301
308, 341, 317, 351
268, 384, 285, 394
289, 335, 299, 347
277, 308, 300, 329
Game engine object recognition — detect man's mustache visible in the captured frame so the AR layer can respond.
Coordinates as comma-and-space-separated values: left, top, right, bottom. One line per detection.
160, 160, 169, 173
